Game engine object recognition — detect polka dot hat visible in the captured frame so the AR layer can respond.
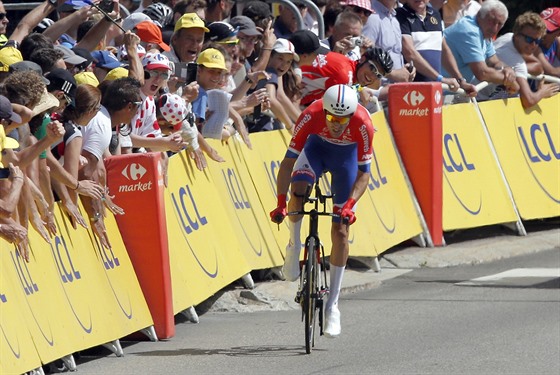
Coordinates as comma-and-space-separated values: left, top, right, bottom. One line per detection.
158, 93, 188, 130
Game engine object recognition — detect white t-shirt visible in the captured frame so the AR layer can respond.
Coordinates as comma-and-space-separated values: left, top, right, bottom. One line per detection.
81, 106, 112, 160
493, 33, 529, 79
478, 33, 527, 101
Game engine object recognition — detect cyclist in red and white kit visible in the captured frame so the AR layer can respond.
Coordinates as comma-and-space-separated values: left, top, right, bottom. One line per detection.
270, 84, 375, 338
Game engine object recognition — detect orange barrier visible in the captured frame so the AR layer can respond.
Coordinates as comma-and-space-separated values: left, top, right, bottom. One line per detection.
105, 153, 174, 339
387, 83, 444, 245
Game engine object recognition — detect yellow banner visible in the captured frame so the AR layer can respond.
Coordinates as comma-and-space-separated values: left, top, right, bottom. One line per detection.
214, 137, 285, 269
479, 96, 560, 219
441, 102, 518, 230
0, 247, 42, 375
359, 110, 425, 253
0, 203, 152, 372
165, 150, 251, 312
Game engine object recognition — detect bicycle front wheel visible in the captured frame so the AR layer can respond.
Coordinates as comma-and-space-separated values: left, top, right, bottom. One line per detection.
303, 237, 317, 354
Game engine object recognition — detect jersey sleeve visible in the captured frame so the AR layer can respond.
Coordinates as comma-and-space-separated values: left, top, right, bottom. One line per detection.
286, 101, 322, 157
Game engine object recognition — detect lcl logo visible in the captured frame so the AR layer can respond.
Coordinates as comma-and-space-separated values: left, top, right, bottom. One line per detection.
122, 163, 147, 181
403, 90, 425, 106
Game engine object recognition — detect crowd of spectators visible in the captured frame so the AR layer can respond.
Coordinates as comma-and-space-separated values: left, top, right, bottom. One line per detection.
0, 0, 559, 257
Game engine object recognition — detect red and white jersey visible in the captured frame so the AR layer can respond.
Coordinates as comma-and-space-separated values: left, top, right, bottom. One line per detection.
300, 52, 358, 105
131, 93, 162, 138
288, 99, 374, 167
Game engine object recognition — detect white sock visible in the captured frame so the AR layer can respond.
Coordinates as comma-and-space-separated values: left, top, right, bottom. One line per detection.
326, 264, 345, 311
288, 219, 303, 252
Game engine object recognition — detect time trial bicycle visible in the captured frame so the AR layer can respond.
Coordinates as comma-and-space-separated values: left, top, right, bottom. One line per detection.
288, 183, 338, 354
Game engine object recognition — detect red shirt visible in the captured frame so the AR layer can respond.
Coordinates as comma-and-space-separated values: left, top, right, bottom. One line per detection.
300, 52, 358, 105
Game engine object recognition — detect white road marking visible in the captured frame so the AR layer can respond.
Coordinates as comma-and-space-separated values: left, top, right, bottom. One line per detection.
457, 268, 560, 286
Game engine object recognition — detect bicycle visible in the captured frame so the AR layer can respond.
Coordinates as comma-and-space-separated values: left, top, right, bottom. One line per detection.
288, 183, 337, 354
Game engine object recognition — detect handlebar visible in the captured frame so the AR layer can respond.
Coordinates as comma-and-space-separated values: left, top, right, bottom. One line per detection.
287, 184, 347, 223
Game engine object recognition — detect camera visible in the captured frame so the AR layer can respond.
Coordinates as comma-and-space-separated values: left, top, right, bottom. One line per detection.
350, 36, 363, 47
99, 0, 114, 13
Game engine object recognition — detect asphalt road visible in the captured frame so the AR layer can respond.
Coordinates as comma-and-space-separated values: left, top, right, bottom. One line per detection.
72, 248, 560, 375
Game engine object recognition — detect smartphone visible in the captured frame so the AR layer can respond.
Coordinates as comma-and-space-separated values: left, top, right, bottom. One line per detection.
0, 168, 10, 179
186, 63, 198, 84
173, 62, 198, 84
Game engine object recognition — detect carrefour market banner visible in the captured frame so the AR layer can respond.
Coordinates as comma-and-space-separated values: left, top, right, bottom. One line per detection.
479, 96, 560, 219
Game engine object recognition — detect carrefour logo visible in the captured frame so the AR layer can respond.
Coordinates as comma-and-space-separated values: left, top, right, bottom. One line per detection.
400, 90, 429, 116
403, 90, 425, 106
122, 163, 147, 180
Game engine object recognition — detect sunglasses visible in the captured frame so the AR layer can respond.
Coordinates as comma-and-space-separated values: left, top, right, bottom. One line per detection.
351, 6, 372, 17
368, 61, 384, 80
217, 39, 239, 45
326, 113, 350, 125
146, 70, 171, 80
129, 101, 142, 109
0, 13, 6, 21
518, 33, 542, 45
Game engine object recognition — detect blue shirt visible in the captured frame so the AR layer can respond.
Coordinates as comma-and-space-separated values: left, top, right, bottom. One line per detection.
443, 15, 495, 83
362, 0, 404, 69
192, 86, 208, 123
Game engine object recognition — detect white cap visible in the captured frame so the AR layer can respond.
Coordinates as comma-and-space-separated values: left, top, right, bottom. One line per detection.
122, 13, 153, 32
272, 38, 300, 62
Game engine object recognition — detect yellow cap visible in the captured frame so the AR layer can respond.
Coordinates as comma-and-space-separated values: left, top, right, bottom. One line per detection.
174, 13, 210, 33
74, 71, 100, 86
0, 47, 23, 72
196, 48, 227, 71
103, 67, 129, 82
0, 125, 19, 167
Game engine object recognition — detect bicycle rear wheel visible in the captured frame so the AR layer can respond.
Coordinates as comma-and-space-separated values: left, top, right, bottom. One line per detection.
303, 237, 317, 354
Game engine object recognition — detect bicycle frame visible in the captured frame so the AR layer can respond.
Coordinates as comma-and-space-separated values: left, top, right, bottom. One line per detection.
288, 183, 337, 353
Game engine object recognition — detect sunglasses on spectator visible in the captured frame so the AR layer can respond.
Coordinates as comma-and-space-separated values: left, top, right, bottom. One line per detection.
518, 33, 542, 45
146, 70, 171, 80
217, 39, 239, 45
351, 6, 372, 17
326, 113, 350, 125
0, 13, 7, 20
368, 61, 384, 79
129, 101, 142, 109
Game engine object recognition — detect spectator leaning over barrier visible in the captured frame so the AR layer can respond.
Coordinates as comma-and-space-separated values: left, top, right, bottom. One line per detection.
0, 125, 27, 246
291, 30, 393, 106
481, 12, 560, 108
80, 78, 140, 248
396, 0, 477, 96
443, 0, 519, 95
270, 84, 375, 339
362, 0, 416, 83
156, 93, 203, 162
535, 8, 560, 78
321, 12, 367, 62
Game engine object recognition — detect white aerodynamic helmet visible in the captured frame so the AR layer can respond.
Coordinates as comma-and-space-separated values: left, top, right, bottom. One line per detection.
322, 84, 358, 117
